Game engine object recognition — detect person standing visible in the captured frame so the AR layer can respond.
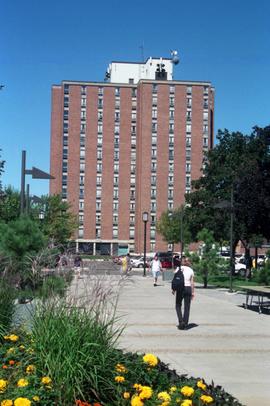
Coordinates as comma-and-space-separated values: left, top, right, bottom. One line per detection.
151, 254, 162, 286
121, 253, 131, 275
172, 257, 195, 329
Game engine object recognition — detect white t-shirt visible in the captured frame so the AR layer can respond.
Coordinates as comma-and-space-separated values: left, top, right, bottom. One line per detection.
151, 259, 162, 273
181, 265, 194, 287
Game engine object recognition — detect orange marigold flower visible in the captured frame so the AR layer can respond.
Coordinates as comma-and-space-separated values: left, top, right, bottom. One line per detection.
9, 360, 15, 366
2, 365, 8, 369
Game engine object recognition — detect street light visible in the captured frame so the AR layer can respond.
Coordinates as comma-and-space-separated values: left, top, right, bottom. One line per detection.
20, 150, 54, 215
142, 211, 149, 277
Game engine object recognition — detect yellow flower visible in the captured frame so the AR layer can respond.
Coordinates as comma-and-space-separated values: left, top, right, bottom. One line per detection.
157, 391, 171, 402
26, 365, 35, 374
10, 334, 19, 342
115, 363, 127, 373
17, 379, 29, 387
180, 386, 194, 397
14, 399, 31, 406
142, 353, 158, 367
7, 347, 15, 354
197, 380, 207, 391
200, 395, 214, 404
0, 379, 8, 392
181, 400, 192, 406
131, 395, 144, 406
41, 376, 52, 385
1, 400, 13, 406
139, 385, 153, 400
123, 392, 130, 399
32, 397, 40, 402
169, 386, 177, 393
133, 383, 142, 391
19, 345, 25, 351
161, 402, 170, 406
115, 375, 125, 383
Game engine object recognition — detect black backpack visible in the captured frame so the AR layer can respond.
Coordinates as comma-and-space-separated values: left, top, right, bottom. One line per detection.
171, 269, 185, 293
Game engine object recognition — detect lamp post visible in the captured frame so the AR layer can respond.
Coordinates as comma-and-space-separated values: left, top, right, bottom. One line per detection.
179, 207, 184, 267
20, 150, 54, 215
142, 211, 149, 277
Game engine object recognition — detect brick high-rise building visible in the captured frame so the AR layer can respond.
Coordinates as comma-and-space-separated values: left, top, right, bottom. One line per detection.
50, 55, 214, 255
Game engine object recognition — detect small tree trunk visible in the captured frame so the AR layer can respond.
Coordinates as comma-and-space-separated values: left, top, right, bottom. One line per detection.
203, 269, 208, 288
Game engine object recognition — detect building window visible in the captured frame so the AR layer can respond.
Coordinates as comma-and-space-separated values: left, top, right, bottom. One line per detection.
131, 111, 136, 121
152, 96, 157, 106
152, 84, 158, 93
186, 124, 191, 133
203, 125, 208, 134
114, 176, 118, 185
132, 88, 137, 97
98, 98, 103, 108
114, 125, 120, 134
186, 163, 191, 173
114, 163, 119, 173
79, 201, 84, 210
151, 202, 156, 212
203, 111, 208, 121
115, 111, 120, 122
96, 175, 102, 185
152, 135, 157, 145
151, 148, 157, 157
115, 87, 120, 97
80, 163, 85, 172
203, 138, 209, 147
151, 162, 157, 172
98, 111, 103, 121
96, 202, 101, 211
187, 98, 192, 108
169, 149, 174, 160
186, 86, 192, 94
152, 109, 157, 119
186, 111, 192, 121
186, 137, 191, 147
97, 149, 102, 159
170, 97, 174, 107
169, 85, 175, 94
151, 175, 156, 185
98, 124, 103, 134
97, 163, 102, 172
129, 228, 135, 239
98, 87, 103, 95
152, 122, 157, 132
96, 228, 101, 238
169, 109, 174, 119
169, 123, 174, 133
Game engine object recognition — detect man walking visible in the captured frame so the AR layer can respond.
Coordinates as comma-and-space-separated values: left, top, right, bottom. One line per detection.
151, 254, 162, 286
172, 256, 195, 330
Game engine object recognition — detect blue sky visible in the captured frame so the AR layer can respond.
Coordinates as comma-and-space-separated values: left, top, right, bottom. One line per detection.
0, 0, 269, 196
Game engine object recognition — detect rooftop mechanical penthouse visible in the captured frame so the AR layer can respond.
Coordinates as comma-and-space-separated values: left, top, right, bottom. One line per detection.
50, 53, 214, 255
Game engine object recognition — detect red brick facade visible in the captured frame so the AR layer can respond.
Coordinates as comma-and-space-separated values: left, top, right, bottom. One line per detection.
50, 79, 214, 254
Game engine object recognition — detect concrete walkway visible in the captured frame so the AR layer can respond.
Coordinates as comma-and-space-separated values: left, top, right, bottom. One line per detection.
115, 274, 270, 406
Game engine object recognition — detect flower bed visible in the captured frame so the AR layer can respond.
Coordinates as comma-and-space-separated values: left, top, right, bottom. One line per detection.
0, 331, 243, 406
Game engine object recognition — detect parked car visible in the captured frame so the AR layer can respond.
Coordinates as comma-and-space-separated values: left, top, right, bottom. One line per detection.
131, 257, 150, 268
156, 252, 173, 269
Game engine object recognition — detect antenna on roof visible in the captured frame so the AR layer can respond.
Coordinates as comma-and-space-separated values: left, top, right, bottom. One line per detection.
170, 50, 180, 65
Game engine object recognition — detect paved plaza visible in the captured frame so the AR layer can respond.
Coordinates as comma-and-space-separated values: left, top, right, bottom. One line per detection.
72, 266, 270, 406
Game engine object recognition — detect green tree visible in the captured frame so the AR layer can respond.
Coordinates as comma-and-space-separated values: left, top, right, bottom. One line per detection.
0, 186, 20, 222
35, 195, 77, 245
156, 207, 191, 252
0, 216, 45, 261
191, 228, 222, 288
185, 126, 270, 254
